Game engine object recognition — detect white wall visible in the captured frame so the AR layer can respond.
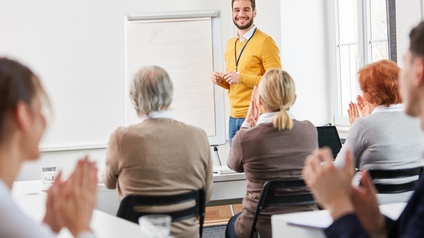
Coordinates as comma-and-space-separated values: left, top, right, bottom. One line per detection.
280, 0, 330, 125
396, 0, 423, 67
13, 0, 225, 180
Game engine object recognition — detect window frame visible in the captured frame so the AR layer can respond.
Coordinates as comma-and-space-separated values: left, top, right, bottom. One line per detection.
328, 0, 395, 127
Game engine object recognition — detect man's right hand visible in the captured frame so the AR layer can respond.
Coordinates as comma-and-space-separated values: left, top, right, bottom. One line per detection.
211, 72, 223, 84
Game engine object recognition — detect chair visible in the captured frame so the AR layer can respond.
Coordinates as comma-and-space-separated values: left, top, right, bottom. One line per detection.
368, 167, 423, 194
116, 189, 206, 237
250, 178, 316, 238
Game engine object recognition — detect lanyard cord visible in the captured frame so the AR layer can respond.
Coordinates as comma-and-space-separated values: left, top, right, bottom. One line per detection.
234, 28, 257, 72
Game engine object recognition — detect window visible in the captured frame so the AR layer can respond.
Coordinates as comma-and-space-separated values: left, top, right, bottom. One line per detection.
329, 0, 392, 126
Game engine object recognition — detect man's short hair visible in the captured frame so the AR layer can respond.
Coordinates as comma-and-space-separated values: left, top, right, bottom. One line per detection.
410, 21, 424, 56
232, 0, 256, 10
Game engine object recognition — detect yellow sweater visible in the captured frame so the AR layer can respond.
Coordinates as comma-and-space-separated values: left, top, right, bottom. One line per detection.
217, 29, 281, 118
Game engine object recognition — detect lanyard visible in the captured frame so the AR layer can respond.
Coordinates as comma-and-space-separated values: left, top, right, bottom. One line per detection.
234, 28, 257, 72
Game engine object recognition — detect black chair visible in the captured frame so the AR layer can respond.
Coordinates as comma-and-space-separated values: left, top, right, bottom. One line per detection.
367, 167, 423, 194
250, 178, 316, 238
117, 189, 206, 237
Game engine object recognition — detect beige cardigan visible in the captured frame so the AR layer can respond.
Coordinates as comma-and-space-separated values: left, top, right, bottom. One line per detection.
103, 118, 213, 238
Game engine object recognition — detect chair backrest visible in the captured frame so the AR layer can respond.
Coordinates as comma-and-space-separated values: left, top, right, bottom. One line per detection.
316, 125, 343, 158
367, 167, 423, 194
116, 188, 206, 237
250, 178, 315, 238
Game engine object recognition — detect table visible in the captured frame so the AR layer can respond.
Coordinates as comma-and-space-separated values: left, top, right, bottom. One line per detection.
271, 202, 407, 237
14, 171, 247, 216
209, 172, 246, 206
12, 181, 141, 238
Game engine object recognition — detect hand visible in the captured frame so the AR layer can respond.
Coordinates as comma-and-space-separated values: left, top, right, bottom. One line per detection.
351, 170, 386, 237
43, 171, 64, 233
58, 156, 98, 236
302, 148, 355, 220
348, 102, 360, 125
357, 95, 372, 116
245, 86, 259, 126
211, 72, 223, 84
223, 72, 240, 85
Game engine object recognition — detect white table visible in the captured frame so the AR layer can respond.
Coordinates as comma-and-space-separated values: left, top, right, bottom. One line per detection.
12, 180, 141, 238
271, 202, 407, 238
14, 171, 247, 217
209, 172, 246, 206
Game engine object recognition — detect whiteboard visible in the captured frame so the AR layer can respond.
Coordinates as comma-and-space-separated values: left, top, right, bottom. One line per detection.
125, 11, 226, 145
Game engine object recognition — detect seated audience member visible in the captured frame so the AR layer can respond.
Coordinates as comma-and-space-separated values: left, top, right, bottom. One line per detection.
334, 59, 423, 204
102, 65, 213, 238
225, 69, 318, 238
302, 20, 424, 238
0, 57, 97, 237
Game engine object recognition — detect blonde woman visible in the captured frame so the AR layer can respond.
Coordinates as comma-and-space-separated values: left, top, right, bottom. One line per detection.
225, 69, 318, 238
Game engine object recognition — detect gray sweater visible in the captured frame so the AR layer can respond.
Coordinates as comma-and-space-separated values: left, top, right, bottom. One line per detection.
335, 107, 424, 203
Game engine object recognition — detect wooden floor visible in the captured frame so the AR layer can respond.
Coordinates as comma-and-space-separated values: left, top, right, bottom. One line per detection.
204, 204, 243, 226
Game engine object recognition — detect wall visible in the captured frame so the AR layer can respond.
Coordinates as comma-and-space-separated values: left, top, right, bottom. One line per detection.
280, 0, 330, 125
396, 0, 423, 67
12, 0, 222, 180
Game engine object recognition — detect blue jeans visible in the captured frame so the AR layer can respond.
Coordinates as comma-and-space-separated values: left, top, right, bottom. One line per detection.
225, 213, 241, 238
229, 117, 245, 148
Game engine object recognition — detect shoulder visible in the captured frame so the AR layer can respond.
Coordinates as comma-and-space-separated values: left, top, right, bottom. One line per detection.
254, 29, 276, 42
226, 37, 236, 45
292, 120, 316, 131
165, 119, 209, 139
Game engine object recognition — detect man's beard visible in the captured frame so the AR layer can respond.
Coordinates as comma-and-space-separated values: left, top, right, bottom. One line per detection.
233, 17, 254, 30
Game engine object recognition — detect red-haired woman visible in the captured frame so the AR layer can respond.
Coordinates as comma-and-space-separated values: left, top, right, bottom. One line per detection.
334, 59, 423, 204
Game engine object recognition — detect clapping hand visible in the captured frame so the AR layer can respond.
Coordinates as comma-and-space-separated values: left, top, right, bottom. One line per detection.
348, 95, 372, 124
246, 86, 259, 126
44, 156, 98, 237
302, 148, 355, 220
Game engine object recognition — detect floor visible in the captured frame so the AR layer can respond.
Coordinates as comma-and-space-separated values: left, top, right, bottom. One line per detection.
203, 225, 227, 238
203, 204, 242, 238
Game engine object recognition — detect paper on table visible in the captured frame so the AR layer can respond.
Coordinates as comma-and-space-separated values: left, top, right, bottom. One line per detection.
286, 211, 333, 230
213, 165, 237, 175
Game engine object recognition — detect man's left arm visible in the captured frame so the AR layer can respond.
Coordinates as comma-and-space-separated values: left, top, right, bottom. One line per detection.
240, 36, 281, 88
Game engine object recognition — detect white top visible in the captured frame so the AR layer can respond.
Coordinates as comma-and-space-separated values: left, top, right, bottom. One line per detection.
139, 110, 175, 123
236, 25, 257, 42
241, 111, 295, 128
0, 179, 95, 238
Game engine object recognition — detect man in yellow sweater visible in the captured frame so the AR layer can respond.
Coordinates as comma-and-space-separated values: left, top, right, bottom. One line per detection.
211, 0, 281, 147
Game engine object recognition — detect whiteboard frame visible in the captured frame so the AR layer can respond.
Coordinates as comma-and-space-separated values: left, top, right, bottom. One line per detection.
124, 10, 226, 146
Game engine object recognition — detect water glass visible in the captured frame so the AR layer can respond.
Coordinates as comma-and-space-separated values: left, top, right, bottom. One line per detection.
139, 214, 171, 238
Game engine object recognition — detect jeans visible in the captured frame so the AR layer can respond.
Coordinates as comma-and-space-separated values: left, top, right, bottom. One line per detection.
229, 117, 245, 148
225, 213, 241, 238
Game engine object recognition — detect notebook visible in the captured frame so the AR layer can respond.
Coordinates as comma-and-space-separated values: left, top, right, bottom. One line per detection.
316, 126, 343, 158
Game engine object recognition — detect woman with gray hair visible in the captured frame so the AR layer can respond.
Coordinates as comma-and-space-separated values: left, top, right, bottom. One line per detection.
102, 66, 213, 238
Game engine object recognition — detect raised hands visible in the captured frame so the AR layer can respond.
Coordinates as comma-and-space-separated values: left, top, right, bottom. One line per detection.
348, 102, 360, 125
351, 170, 386, 237
302, 148, 355, 220
348, 95, 373, 124
245, 86, 259, 126
44, 156, 98, 237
